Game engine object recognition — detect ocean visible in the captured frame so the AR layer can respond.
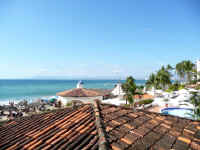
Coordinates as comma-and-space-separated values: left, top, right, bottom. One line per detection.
0, 79, 146, 104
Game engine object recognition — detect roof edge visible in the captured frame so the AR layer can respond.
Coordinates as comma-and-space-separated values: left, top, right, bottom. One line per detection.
93, 99, 108, 150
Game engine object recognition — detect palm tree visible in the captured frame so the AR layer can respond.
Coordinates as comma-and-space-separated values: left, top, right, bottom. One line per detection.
176, 60, 195, 83
176, 62, 185, 82
166, 64, 173, 71
156, 66, 172, 89
166, 64, 174, 78
122, 76, 137, 105
146, 65, 172, 90
146, 73, 157, 89
184, 60, 195, 83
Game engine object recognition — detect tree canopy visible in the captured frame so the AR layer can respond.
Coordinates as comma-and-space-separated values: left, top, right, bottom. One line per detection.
122, 76, 137, 105
175, 60, 195, 83
146, 65, 172, 90
146, 60, 197, 90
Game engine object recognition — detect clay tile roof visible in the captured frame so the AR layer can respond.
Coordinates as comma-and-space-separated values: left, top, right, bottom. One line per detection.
134, 93, 154, 99
1, 101, 200, 150
99, 103, 200, 150
56, 88, 110, 97
0, 105, 99, 150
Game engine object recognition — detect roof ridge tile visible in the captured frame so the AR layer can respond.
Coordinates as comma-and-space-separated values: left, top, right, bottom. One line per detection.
93, 99, 108, 150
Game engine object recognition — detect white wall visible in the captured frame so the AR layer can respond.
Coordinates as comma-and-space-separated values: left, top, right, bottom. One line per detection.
58, 96, 103, 106
111, 83, 125, 96
76, 83, 83, 88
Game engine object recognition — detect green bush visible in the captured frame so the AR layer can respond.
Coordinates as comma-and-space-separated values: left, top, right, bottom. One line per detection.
178, 85, 185, 90
195, 85, 200, 90
190, 80, 197, 85
165, 89, 173, 93
137, 85, 144, 90
123, 104, 131, 107
163, 98, 169, 102
66, 101, 72, 107
166, 82, 185, 92
138, 99, 154, 106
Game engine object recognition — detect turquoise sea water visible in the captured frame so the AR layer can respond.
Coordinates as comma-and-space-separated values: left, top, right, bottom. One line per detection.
0, 80, 146, 104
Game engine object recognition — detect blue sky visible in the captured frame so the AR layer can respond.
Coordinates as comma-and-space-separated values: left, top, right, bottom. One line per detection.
0, 0, 200, 79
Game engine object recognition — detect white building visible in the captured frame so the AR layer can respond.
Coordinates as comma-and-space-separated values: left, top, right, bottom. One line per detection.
57, 81, 111, 106
111, 83, 125, 96
76, 80, 84, 88
197, 60, 200, 80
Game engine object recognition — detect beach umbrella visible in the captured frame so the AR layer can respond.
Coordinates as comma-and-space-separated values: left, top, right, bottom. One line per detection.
48, 96, 58, 103
49, 98, 57, 103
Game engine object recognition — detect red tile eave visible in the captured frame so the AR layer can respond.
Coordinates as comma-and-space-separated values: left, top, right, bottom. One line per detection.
0, 104, 99, 150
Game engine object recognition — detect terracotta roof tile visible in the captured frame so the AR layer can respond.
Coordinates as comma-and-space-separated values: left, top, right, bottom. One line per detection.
57, 88, 110, 97
134, 93, 154, 99
111, 142, 123, 150
191, 138, 200, 150
1, 101, 200, 150
0, 104, 98, 150
99, 103, 200, 150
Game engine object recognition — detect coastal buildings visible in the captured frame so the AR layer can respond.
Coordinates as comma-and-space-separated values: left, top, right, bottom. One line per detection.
56, 81, 111, 105
0, 100, 200, 149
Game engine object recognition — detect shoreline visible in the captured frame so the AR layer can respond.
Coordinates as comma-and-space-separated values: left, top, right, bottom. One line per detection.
0, 95, 56, 105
